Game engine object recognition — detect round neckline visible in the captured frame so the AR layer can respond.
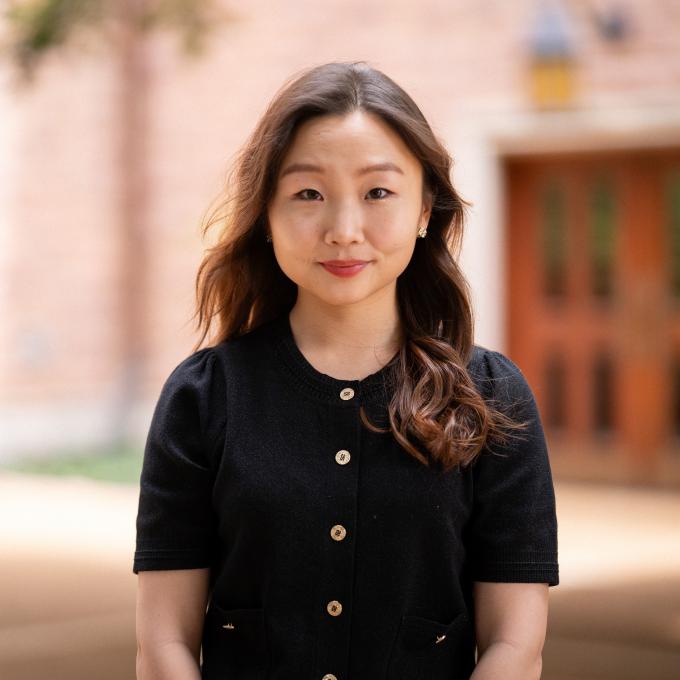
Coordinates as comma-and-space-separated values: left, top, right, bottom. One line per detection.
270, 311, 399, 404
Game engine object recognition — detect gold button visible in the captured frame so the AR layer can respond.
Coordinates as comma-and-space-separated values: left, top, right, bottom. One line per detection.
326, 600, 342, 616
339, 387, 354, 400
335, 449, 351, 465
330, 524, 346, 541
322, 675, 338, 680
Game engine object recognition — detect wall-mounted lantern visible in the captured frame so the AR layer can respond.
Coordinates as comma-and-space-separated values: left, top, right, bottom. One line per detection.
527, 0, 578, 109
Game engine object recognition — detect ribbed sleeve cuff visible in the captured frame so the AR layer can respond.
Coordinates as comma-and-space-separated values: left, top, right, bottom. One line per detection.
132, 547, 212, 574
470, 561, 559, 587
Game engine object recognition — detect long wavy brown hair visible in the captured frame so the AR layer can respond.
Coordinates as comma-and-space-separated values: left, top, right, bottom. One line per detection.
191, 60, 528, 473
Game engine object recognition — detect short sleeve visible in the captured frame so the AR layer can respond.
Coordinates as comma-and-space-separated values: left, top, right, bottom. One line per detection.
132, 347, 225, 574
465, 349, 559, 587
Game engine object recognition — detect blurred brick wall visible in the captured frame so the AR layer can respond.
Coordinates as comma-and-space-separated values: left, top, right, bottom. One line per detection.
2, 0, 680, 458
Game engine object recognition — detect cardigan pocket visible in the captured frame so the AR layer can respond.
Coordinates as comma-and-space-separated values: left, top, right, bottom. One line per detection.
200, 604, 269, 680
385, 610, 469, 680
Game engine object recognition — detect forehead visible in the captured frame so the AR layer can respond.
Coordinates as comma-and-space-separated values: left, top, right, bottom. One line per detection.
278, 110, 420, 175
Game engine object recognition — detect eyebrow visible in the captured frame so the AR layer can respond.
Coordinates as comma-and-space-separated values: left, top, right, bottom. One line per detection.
279, 161, 405, 179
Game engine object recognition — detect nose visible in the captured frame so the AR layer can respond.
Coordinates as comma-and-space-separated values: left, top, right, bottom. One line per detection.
324, 199, 365, 244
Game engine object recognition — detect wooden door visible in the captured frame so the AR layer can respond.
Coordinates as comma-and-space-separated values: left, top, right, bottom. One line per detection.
505, 149, 680, 488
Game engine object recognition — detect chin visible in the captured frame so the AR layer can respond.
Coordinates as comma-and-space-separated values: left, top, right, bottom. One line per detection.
321, 293, 372, 307
311, 287, 376, 307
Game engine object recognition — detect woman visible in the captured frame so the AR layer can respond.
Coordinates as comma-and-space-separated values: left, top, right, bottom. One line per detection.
133, 61, 559, 680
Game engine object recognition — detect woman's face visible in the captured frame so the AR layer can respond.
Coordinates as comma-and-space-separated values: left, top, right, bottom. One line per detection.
267, 110, 432, 309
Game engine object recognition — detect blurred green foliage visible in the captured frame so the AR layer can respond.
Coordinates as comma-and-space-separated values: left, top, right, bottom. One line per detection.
1, 0, 232, 80
0, 443, 144, 485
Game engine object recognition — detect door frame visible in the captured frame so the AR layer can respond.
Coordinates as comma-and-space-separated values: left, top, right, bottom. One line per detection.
450, 100, 680, 488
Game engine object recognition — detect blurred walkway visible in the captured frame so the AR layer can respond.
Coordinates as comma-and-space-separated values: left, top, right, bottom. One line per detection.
0, 471, 678, 679
545, 481, 680, 680
0, 472, 138, 680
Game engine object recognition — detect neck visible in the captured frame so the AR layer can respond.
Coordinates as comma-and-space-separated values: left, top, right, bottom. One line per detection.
288, 294, 403, 362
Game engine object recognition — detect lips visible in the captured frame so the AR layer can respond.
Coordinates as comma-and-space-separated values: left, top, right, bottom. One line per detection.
320, 260, 371, 278
321, 260, 370, 266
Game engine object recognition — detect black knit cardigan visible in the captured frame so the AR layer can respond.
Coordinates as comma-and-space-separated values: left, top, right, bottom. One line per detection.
133, 312, 559, 680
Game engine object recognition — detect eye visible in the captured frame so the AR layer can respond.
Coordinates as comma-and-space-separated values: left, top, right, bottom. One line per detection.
367, 187, 392, 200
294, 189, 322, 201
293, 187, 393, 201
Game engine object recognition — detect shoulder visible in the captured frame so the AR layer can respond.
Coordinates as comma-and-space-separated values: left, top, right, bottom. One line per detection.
163, 317, 278, 390
467, 344, 536, 409
466, 348, 550, 472
161, 345, 222, 396
154, 344, 228, 429
147, 345, 228, 465
159, 321, 276, 412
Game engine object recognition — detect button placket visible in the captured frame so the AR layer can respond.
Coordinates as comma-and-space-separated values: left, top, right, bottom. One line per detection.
269, 313, 399, 680
316, 391, 361, 680
328, 387, 353, 616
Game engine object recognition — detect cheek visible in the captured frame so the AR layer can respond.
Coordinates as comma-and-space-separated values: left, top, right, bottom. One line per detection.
369, 217, 416, 254
269, 215, 320, 278
280, 222, 319, 258
270, 204, 317, 244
